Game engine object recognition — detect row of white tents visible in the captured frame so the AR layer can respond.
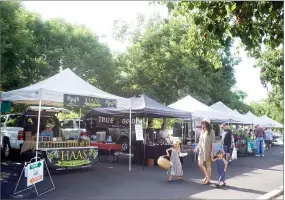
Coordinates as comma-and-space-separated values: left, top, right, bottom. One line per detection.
1, 68, 283, 128
169, 95, 283, 128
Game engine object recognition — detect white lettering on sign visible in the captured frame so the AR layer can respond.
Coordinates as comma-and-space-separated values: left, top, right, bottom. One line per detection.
97, 116, 135, 125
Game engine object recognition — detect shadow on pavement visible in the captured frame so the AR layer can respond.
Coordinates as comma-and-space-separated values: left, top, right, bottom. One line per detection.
1, 145, 283, 199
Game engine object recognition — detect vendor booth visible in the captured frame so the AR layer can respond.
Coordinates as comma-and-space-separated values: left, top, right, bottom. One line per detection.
85, 94, 192, 169
1, 68, 127, 171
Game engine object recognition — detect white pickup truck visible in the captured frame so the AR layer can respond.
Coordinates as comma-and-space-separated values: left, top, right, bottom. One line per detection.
60, 119, 87, 140
0, 106, 68, 159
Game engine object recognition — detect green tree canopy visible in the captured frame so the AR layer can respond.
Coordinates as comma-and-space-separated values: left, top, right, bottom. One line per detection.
113, 12, 252, 113
1, 1, 117, 93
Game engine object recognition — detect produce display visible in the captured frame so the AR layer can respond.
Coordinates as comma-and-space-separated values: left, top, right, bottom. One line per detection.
38, 141, 91, 148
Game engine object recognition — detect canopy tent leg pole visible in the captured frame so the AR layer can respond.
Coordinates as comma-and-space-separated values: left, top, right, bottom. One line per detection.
79, 107, 81, 136
35, 89, 43, 160
181, 120, 184, 150
194, 117, 197, 162
143, 116, 147, 171
129, 98, 132, 172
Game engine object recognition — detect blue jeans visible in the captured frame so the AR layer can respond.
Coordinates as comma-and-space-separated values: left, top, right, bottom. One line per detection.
255, 137, 264, 155
218, 171, 225, 182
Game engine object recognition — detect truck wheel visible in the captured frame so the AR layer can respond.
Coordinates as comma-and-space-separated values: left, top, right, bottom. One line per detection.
3, 139, 11, 159
120, 138, 129, 153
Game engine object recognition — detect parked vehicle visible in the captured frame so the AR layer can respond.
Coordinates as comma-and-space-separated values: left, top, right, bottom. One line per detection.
0, 106, 67, 159
60, 119, 87, 140
83, 117, 136, 152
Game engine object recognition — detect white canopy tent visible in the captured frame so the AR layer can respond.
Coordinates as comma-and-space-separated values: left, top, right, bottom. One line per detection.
1, 68, 126, 106
168, 95, 230, 121
244, 111, 266, 126
1, 68, 135, 171
259, 115, 283, 128
233, 109, 252, 123
210, 101, 249, 123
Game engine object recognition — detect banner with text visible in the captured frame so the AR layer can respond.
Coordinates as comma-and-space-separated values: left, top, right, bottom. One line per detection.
44, 147, 98, 170
96, 116, 136, 128
64, 94, 117, 108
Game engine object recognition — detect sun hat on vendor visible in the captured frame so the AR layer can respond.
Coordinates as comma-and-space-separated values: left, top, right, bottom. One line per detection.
202, 118, 211, 124
46, 123, 54, 128
220, 122, 228, 127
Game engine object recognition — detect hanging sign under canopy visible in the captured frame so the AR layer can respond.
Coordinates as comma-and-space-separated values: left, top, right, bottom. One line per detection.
96, 116, 136, 128
63, 94, 117, 108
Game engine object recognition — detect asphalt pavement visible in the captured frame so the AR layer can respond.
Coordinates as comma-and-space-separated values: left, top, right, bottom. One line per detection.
1, 145, 284, 200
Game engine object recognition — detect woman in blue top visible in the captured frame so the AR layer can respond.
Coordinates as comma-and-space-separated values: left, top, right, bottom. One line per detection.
211, 150, 228, 188
40, 123, 54, 138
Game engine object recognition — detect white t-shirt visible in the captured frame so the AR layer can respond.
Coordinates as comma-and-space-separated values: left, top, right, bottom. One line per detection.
159, 130, 169, 138
265, 129, 273, 140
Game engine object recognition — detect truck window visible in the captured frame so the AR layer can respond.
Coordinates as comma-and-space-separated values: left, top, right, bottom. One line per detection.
76, 121, 85, 128
6, 116, 21, 127
62, 120, 74, 129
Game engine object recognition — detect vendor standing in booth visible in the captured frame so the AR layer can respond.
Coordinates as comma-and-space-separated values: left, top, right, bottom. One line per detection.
146, 120, 154, 145
159, 123, 169, 143
40, 123, 54, 137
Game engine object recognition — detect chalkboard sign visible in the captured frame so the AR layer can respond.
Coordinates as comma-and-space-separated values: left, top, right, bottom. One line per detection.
64, 94, 116, 108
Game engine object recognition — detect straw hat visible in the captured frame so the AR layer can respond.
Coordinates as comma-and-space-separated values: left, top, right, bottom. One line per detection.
46, 123, 54, 128
202, 118, 211, 124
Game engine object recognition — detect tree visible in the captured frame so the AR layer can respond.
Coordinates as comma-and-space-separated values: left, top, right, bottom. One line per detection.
164, 1, 283, 57
255, 47, 283, 101
113, 12, 252, 113
250, 99, 283, 123
162, 1, 283, 117
1, 1, 118, 94
1, 1, 36, 91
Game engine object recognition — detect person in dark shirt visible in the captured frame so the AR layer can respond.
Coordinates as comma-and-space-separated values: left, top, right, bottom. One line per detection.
220, 123, 234, 162
146, 120, 154, 144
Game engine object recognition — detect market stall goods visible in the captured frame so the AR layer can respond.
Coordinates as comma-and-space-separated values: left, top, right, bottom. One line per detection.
90, 142, 122, 162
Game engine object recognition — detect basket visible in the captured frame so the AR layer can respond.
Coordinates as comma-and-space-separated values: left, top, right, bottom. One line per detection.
157, 155, 171, 170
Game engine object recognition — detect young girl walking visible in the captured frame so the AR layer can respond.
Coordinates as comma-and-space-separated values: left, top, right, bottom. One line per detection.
211, 150, 228, 188
166, 141, 183, 182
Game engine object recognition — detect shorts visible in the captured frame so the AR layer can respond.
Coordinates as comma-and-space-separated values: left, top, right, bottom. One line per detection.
223, 145, 232, 154
265, 140, 272, 145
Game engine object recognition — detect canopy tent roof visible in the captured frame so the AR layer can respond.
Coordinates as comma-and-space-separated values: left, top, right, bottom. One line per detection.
244, 111, 266, 125
210, 101, 249, 123
86, 94, 192, 119
168, 95, 229, 121
1, 68, 126, 107
259, 115, 283, 128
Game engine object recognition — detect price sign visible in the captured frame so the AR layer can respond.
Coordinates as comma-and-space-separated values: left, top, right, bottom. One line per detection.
135, 124, 144, 141
27, 160, 44, 187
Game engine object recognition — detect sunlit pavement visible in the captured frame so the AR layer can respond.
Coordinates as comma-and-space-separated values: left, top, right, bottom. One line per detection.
1, 145, 283, 199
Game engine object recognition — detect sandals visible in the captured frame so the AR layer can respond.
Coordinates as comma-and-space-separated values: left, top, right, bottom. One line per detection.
178, 176, 183, 180
202, 177, 211, 185
203, 181, 211, 185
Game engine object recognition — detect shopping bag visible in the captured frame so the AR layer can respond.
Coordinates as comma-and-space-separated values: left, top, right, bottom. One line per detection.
231, 147, 237, 160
